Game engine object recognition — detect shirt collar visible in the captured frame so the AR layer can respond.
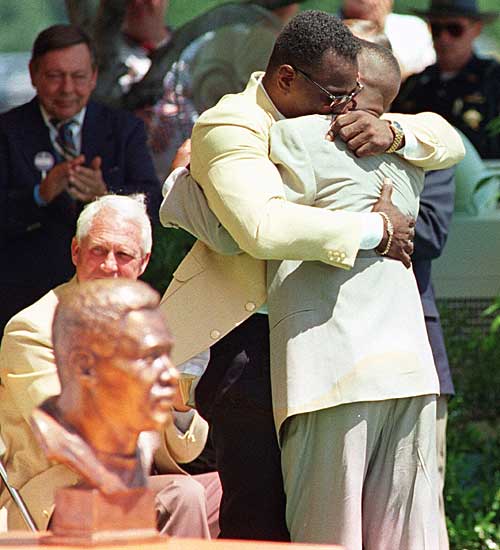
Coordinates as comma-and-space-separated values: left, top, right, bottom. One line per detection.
256, 73, 286, 121
39, 103, 86, 130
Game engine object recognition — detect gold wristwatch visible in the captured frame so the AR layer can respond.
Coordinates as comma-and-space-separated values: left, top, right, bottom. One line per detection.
385, 120, 405, 154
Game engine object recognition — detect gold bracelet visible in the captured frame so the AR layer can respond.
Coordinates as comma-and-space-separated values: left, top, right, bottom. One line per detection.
378, 212, 394, 256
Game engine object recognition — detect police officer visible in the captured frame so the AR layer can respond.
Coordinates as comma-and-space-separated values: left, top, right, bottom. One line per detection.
392, 0, 499, 159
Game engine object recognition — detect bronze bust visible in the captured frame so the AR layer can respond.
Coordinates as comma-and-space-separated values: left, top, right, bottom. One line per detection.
31, 279, 178, 496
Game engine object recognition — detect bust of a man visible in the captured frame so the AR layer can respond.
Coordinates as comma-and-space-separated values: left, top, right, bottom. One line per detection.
31, 279, 178, 495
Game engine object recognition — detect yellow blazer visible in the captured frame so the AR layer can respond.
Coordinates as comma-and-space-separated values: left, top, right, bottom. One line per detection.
160, 72, 464, 366
0, 278, 208, 531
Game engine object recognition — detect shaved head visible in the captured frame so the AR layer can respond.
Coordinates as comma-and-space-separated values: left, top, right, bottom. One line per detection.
357, 40, 401, 114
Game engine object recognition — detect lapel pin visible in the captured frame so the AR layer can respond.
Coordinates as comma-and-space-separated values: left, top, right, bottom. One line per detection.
34, 151, 55, 180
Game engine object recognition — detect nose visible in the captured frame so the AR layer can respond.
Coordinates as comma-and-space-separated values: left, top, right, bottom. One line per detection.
158, 359, 179, 387
435, 31, 451, 43
61, 74, 75, 94
100, 251, 118, 273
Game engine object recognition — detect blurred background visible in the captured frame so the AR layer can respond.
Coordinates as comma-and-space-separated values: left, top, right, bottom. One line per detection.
0, 0, 498, 112
1, 0, 499, 48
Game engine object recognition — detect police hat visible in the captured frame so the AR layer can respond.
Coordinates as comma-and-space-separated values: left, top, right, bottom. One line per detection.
413, 0, 498, 23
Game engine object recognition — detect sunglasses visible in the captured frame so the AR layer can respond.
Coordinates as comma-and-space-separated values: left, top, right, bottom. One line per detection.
430, 22, 467, 38
293, 66, 363, 112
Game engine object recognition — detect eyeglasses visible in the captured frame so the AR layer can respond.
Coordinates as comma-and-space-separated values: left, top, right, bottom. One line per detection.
293, 66, 363, 112
430, 22, 467, 39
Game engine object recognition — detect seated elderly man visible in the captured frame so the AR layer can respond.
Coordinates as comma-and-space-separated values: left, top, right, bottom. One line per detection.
0, 194, 220, 537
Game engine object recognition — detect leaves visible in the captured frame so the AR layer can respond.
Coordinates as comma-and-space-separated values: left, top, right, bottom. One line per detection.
441, 298, 500, 549
486, 117, 500, 138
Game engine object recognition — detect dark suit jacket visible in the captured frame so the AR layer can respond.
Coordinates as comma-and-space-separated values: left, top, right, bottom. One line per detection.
413, 168, 455, 395
0, 98, 161, 330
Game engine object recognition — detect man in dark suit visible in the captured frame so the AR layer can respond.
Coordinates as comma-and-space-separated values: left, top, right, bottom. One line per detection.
0, 24, 161, 333
413, 167, 456, 550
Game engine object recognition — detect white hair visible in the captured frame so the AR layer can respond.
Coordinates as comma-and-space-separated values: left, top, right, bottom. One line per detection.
75, 194, 153, 254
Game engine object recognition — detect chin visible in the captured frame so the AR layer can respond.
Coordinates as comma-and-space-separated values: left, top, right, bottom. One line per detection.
154, 408, 172, 425
52, 104, 81, 120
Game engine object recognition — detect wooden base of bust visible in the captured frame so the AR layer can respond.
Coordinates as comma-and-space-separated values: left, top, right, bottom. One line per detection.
40, 487, 164, 546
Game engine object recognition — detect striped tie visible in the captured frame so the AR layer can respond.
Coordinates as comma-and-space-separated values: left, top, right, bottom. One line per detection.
52, 119, 78, 160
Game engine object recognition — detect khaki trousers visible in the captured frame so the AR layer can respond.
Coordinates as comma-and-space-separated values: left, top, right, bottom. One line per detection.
148, 472, 221, 539
281, 395, 439, 550
436, 394, 449, 550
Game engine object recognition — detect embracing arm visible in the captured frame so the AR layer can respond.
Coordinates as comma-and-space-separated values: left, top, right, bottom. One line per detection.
383, 112, 465, 170
160, 168, 241, 256
328, 109, 464, 171
191, 108, 363, 269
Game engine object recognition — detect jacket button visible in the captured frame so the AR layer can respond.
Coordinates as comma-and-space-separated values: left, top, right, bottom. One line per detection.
328, 250, 341, 261
245, 302, 256, 312
210, 329, 221, 340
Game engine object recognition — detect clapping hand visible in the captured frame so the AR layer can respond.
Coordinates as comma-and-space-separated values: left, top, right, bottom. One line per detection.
39, 155, 85, 204
67, 156, 107, 203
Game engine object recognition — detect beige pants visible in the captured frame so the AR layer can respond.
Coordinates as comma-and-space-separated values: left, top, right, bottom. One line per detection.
437, 394, 449, 550
281, 395, 439, 550
148, 472, 221, 539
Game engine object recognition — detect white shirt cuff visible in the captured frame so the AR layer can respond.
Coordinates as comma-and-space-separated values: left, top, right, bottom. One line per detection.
176, 349, 210, 377
33, 184, 48, 207
359, 212, 384, 249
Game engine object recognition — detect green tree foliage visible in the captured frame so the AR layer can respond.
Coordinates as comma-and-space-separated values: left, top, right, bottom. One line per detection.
440, 301, 500, 550
140, 225, 195, 295
0, 1, 67, 51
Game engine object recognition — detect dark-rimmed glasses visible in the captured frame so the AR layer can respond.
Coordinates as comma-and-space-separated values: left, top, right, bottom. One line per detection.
293, 66, 363, 112
430, 22, 467, 39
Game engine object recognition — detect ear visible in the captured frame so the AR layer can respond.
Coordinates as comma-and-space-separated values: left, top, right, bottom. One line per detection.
69, 349, 97, 385
89, 68, 98, 93
29, 60, 37, 88
276, 64, 297, 94
70, 237, 80, 268
471, 21, 484, 38
139, 252, 151, 276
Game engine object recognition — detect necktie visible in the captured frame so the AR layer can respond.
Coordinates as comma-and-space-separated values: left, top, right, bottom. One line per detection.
50, 119, 80, 216
52, 119, 78, 160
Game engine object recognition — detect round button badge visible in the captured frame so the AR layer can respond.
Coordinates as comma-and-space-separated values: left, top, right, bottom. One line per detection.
34, 151, 55, 173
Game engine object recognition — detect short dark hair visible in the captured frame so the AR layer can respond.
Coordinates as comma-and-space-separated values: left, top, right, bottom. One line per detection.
31, 24, 97, 68
268, 10, 360, 71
